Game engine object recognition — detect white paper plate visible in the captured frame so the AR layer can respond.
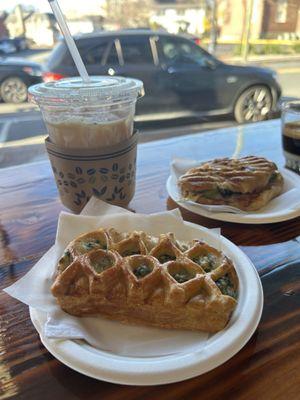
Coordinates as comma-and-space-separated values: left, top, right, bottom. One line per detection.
30, 220, 263, 385
167, 168, 300, 224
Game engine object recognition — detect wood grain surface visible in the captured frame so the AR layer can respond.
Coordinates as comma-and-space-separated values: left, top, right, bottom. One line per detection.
1, 119, 300, 399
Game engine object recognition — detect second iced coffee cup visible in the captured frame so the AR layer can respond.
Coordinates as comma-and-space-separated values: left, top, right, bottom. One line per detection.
28, 76, 144, 212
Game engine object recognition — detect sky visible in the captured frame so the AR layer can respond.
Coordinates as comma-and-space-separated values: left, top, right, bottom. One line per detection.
1, 0, 104, 14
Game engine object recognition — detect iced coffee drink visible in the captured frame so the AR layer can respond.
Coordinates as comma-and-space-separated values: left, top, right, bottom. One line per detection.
29, 76, 143, 149
282, 101, 300, 173
28, 76, 143, 212
45, 114, 133, 148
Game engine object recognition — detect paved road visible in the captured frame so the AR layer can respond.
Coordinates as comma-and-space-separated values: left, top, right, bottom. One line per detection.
0, 103, 237, 142
262, 60, 300, 99
0, 102, 237, 167
277, 69, 300, 99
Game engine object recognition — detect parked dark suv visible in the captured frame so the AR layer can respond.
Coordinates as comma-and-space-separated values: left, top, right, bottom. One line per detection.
45, 30, 281, 123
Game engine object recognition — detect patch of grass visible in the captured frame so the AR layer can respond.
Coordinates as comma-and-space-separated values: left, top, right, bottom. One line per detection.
233, 43, 299, 56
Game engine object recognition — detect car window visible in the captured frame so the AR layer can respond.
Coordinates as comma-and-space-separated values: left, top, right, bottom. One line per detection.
81, 42, 109, 65
159, 37, 207, 66
47, 41, 68, 69
105, 41, 120, 65
119, 37, 153, 64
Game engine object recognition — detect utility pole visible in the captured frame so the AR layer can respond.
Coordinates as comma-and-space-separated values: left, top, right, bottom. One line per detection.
15, 5, 26, 37
207, 0, 217, 55
241, 0, 254, 62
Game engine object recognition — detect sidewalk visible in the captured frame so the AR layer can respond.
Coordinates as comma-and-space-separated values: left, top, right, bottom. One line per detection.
219, 53, 300, 65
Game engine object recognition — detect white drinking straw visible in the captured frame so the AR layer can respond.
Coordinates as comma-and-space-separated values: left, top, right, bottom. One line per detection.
48, 0, 90, 83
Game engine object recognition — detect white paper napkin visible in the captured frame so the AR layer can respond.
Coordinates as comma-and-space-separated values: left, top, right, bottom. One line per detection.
4, 198, 210, 357
171, 158, 300, 214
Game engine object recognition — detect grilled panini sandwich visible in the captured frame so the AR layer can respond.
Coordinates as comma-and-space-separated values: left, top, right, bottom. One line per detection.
178, 156, 283, 211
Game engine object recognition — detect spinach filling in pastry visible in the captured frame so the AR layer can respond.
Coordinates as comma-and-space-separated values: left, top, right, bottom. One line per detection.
52, 229, 238, 333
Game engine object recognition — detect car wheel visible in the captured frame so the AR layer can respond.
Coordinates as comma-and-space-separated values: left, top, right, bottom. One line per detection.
0, 77, 28, 104
234, 85, 272, 123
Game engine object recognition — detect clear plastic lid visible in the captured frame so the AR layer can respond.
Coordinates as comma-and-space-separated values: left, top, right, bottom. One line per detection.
29, 76, 144, 107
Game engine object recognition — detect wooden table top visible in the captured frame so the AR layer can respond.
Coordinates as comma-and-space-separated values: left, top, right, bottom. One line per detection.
1, 119, 299, 399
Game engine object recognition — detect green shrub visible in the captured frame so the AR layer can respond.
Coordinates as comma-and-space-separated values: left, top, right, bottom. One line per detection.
234, 44, 242, 56
233, 43, 298, 56
292, 43, 300, 53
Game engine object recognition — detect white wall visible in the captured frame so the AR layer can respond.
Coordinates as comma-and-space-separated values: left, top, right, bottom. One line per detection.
150, 8, 205, 35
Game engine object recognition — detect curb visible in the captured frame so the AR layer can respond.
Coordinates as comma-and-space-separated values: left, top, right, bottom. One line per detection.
220, 54, 300, 64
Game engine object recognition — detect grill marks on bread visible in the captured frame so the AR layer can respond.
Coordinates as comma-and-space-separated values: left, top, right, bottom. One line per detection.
178, 156, 284, 211
179, 156, 279, 194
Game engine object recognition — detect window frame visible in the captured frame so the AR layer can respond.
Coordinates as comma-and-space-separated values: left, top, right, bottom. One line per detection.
117, 35, 157, 66
101, 40, 122, 66
114, 39, 124, 66
79, 39, 110, 66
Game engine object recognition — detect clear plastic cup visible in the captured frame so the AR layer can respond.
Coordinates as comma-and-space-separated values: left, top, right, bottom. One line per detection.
282, 100, 300, 173
28, 76, 144, 149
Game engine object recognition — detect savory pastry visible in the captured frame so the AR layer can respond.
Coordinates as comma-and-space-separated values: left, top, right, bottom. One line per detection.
178, 156, 284, 211
51, 229, 238, 333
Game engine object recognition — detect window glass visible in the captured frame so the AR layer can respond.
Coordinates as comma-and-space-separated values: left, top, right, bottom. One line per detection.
105, 42, 120, 65
120, 37, 153, 64
80, 42, 108, 65
160, 37, 206, 65
47, 41, 68, 69
276, 0, 288, 23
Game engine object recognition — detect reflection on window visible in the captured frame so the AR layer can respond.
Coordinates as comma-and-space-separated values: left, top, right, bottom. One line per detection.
82, 41, 120, 66
161, 38, 205, 65
105, 42, 119, 65
120, 38, 153, 64
81, 42, 108, 65
276, 0, 288, 23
